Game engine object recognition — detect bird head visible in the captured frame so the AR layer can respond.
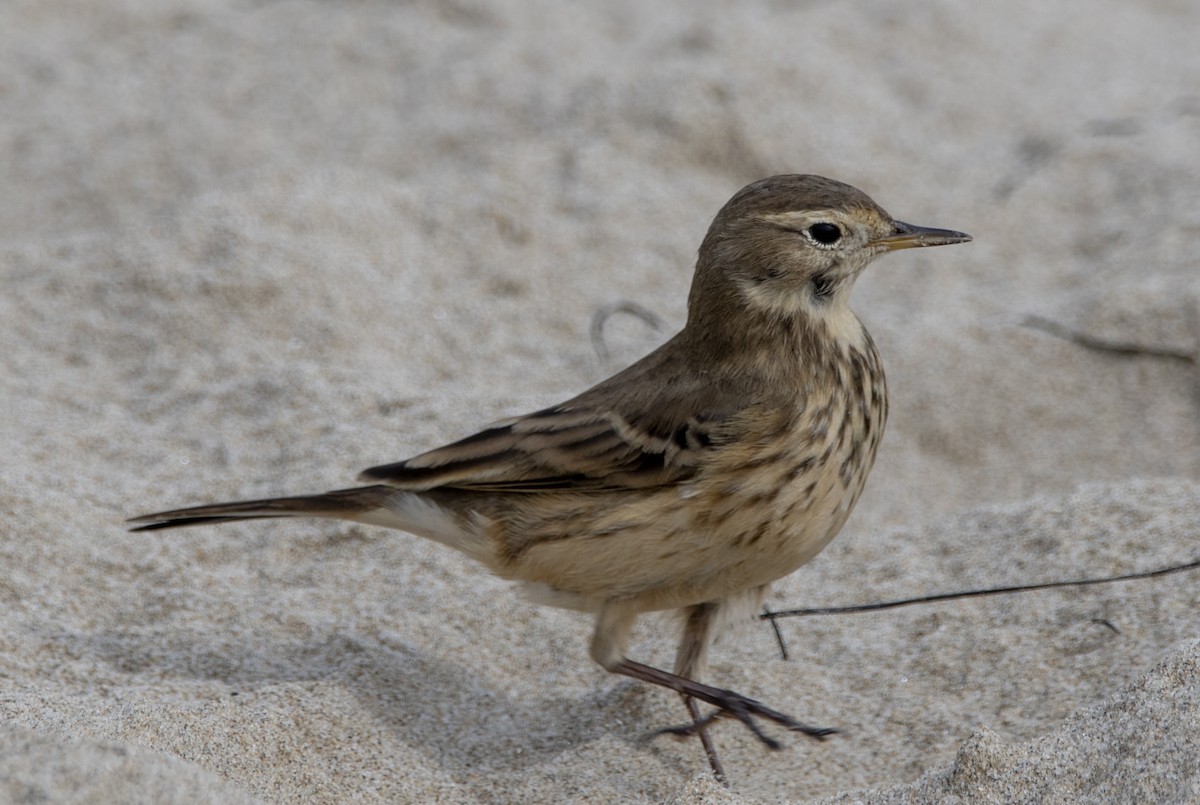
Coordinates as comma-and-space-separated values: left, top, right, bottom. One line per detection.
689, 175, 971, 328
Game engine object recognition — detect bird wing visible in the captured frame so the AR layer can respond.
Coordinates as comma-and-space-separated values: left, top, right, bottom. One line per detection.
358, 348, 749, 493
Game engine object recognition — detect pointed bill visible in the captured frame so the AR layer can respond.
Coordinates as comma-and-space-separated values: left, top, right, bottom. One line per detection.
874, 220, 972, 251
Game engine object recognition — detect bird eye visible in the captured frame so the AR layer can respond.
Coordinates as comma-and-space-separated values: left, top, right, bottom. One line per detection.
807, 223, 842, 245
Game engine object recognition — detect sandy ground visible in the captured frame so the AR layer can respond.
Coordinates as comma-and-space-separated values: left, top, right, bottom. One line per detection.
3, 0, 1199, 802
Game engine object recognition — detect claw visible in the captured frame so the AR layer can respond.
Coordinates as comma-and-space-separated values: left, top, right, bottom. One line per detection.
651, 695, 835, 750
615, 659, 836, 751
652, 709, 724, 741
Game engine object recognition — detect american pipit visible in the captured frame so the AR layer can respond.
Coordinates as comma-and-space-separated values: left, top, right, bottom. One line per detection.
130, 174, 970, 783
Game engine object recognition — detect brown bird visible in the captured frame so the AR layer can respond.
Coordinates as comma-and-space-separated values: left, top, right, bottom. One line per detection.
129, 175, 971, 783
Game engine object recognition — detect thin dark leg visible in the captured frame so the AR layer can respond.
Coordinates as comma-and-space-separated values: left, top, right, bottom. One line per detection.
612, 658, 837, 749
673, 602, 726, 783
684, 694, 726, 784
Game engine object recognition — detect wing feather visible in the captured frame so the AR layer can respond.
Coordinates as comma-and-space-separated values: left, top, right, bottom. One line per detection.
358, 340, 751, 493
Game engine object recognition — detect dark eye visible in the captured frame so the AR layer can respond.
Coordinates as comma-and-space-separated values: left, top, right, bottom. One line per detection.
808, 223, 842, 245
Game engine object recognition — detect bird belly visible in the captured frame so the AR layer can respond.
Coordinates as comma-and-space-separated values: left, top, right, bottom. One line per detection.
484, 363, 885, 614
499, 430, 877, 614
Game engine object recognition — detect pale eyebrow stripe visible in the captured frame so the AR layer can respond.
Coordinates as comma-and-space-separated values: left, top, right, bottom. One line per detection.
760, 209, 843, 228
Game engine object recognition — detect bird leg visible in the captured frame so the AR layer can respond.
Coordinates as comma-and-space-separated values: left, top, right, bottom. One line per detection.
611, 601, 834, 784
592, 600, 834, 782
681, 694, 725, 784
674, 602, 725, 783
613, 658, 837, 750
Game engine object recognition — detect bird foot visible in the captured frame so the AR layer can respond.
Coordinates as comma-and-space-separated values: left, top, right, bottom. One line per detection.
613, 659, 836, 751
652, 693, 836, 750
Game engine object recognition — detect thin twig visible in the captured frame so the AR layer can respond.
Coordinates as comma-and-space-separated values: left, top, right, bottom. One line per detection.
590, 301, 664, 363
761, 557, 1200, 659
1023, 314, 1195, 364
763, 605, 788, 661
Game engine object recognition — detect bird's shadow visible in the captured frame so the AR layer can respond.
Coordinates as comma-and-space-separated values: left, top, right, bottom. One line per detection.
57, 623, 696, 788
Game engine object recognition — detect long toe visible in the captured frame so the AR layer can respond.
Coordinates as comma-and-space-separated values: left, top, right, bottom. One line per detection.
710, 687, 836, 745
650, 693, 835, 750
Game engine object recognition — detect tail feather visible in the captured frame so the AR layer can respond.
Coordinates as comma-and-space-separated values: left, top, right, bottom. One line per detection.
126, 486, 394, 532
128, 485, 493, 566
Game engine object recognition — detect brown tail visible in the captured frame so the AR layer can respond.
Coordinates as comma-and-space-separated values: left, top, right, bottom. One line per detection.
126, 485, 393, 532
